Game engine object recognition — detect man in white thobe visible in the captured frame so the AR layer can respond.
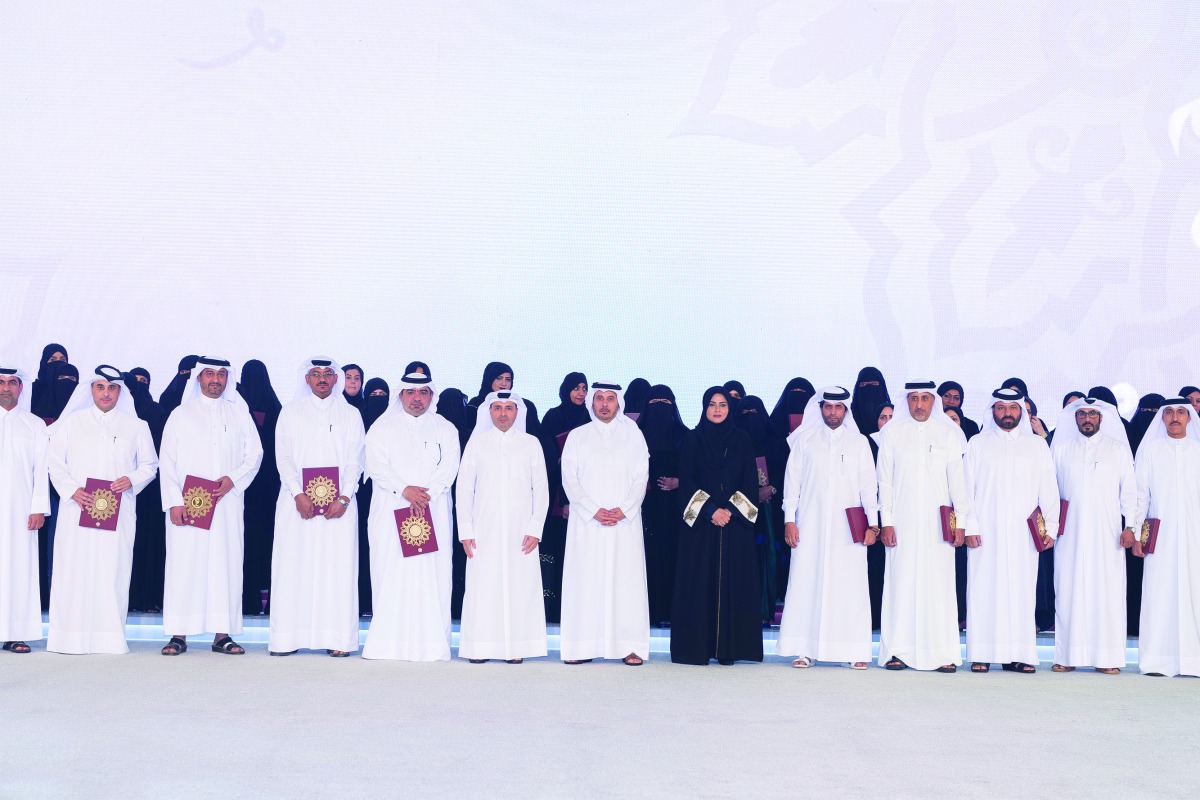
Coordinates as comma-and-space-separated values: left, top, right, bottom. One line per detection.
269, 358, 365, 657
0, 366, 51, 654
158, 358, 262, 656
456, 391, 548, 663
1051, 396, 1136, 674
963, 388, 1060, 673
777, 387, 878, 669
46, 366, 158, 654
559, 382, 650, 666
876, 380, 972, 672
1132, 398, 1200, 677
362, 372, 461, 661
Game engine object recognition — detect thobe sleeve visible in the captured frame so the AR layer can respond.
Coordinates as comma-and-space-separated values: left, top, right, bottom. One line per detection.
617, 434, 650, 519
427, 423, 461, 500
1133, 449, 1152, 531
47, 422, 81, 500
364, 426, 405, 495
524, 441, 549, 540
781, 443, 803, 524
30, 425, 51, 516
855, 437, 879, 521
1035, 446, 1061, 533
228, 410, 264, 494
158, 414, 184, 510
276, 410, 303, 498
962, 438, 980, 538
1116, 446, 1137, 528
560, 434, 599, 519
876, 429, 896, 528
122, 420, 159, 496
945, 433, 972, 534
338, 413, 366, 500
455, 442, 478, 541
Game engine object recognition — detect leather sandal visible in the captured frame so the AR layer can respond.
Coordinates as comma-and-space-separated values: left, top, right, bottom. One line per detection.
161, 636, 187, 656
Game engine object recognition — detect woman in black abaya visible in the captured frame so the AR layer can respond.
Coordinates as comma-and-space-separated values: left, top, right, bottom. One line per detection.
30, 343, 68, 421
124, 368, 168, 612
341, 363, 367, 422
638, 385, 688, 627
32, 359, 77, 609
237, 359, 282, 615
867, 401, 893, 630
623, 377, 651, 421
670, 387, 763, 665
538, 371, 590, 623
353, 378, 391, 615
734, 395, 788, 625
158, 355, 200, 416
768, 377, 815, 439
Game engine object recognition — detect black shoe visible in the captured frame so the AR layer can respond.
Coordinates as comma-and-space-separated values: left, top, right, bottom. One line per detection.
717, 659, 735, 666
269, 650, 298, 657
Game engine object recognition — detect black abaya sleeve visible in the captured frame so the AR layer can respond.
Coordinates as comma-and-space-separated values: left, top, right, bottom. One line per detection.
724, 436, 760, 531
678, 432, 721, 525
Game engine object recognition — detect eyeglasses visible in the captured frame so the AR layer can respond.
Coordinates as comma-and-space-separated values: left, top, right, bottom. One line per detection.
1075, 410, 1101, 420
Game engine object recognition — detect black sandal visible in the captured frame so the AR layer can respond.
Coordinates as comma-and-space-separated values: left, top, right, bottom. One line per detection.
564, 659, 593, 665
1001, 662, 1035, 673
211, 636, 245, 655
161, 636, 187, 656
468, 659, 488, 664
2, 641, 32, 654
327, 649, 350, 658
936, 664, 957, 673
885, 656, 907, 671
505, 658, 523, 664
971, 662, 990, 673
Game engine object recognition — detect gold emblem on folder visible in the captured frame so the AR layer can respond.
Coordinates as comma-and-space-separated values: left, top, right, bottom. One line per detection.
305, 475, 337, 507
400, 512, 433, 551
183, 486, 214, 520
90, 489, 118, 522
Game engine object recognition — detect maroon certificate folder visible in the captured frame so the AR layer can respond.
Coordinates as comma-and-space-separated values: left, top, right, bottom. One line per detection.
939, 505, 958, 544
626, 412, 640, 422
80, 478, 122, 531
302, 466, 340, 510
1057, 499, 1068, 537
845, 506, 869, 544
788, 414, 804, 433
182, 475, 221, 531
1141, 518, 1160, 555
555, 431, 569, 454
756, 456, 769, 488
1027, 506, 1053, 553
395, 505, 438, 557
252, 411, 266, 428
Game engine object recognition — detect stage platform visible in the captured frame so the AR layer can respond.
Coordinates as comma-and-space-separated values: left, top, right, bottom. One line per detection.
3, 615, 1188, 799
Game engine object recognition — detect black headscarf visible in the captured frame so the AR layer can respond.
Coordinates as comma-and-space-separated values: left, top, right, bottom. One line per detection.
1129, 393, 1166, 454
404, 361, 432, 378
734, 395, 776, 451
469, 362, 515, 407
851, 367, 890, 436
937, 380, 980, 439
341, 363, 366, 413
873, 402, 895, 433
1062, 391, 1085, 408
123, 367, 167, 445
159, 355, 200, 414
624, 378, 651, 417
30, 343, 69, 417
236, 359, 282, 417
542, 372, 590, 436
31, 361, 78, 421
937, 380, 965, 403
715, 381, 744, 412
1180, 385, 1200, 398
638, 384, 687, 454
769, 377, 816, 437
695, 386, 738, 468
1003, 377, 1030, 397
362, 377, 391, 431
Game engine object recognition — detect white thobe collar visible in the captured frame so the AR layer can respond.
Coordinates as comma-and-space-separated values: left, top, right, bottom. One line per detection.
90, 405, 117, 424
824, 424, 846, 442
309, 393, 335, 412
998, 427, 1020, 442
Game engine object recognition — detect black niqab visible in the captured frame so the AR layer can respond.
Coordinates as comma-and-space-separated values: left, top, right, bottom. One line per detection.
362, 377, 391, 431
1129, 393, 1165, 454
624, 378, 651, 417
769, 377, 815, 438
236, 359, 282, 416
638, 384, 687, 454
31, 360, 78, 421
159, 355, 200, 414
851, 367, 890, 436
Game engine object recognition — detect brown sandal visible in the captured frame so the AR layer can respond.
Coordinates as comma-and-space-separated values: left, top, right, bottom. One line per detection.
1051, 664, 1075, 673
623, 654, 644, 666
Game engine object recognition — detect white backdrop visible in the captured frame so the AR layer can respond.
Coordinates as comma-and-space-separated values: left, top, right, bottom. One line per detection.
2, 2, 1199, 422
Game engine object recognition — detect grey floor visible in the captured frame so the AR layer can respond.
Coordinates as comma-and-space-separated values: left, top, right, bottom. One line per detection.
2, 624, 1198, 799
